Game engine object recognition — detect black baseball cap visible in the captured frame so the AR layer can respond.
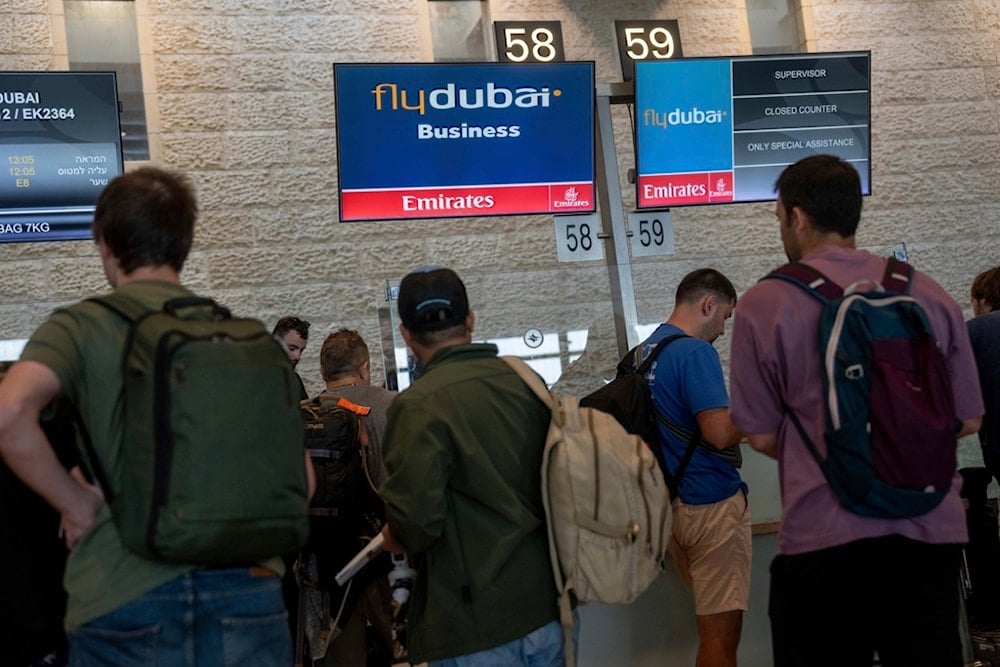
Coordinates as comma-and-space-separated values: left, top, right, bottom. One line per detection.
398, 266, 469, 332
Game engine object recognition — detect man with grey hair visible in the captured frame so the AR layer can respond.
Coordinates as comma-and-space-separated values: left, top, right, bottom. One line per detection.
298, 328, 397, 665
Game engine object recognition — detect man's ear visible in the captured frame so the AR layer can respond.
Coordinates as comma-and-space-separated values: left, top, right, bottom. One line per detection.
465, 310, 475, 335
399, 323, 413, 348
700, 293, 717, 317
97, 239, 120, 288
789, 205, 810, 234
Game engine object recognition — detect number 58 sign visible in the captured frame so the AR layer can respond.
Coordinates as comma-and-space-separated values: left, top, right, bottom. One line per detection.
494, 21, 565, 63
554, 214, 604, 262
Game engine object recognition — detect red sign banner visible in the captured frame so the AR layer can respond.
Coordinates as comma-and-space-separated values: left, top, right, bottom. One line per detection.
341, 182, 595, 221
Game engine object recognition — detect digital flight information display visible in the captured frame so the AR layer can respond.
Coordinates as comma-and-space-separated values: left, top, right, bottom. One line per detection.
334, 62, 596, 222
0, 71, 124, 243
635, 52, 870, 208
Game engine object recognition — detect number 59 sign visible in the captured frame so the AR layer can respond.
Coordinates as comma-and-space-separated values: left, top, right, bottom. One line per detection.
614, 20, 683, 81
627, 210, 675, 258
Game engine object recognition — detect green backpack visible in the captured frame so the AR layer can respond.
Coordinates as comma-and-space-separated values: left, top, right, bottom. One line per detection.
86, 293, 310, 565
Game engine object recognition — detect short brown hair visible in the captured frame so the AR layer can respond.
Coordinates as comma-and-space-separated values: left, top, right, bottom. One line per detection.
92, 167, 196, 273
972, 266, 1000, 311
675, 268, 737, 305
774, 154, 862, 238
320, 329, 370, 382
273, 316, 310, 341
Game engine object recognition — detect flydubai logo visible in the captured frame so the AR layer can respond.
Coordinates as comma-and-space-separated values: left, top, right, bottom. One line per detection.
371, 82, 559, 116
642, 107, 727, 128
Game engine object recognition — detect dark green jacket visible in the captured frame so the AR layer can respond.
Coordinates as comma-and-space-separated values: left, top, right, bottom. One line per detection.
380, 343, 558, 662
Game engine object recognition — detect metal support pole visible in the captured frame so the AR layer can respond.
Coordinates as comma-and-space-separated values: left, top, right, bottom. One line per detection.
594, 81, 640, 357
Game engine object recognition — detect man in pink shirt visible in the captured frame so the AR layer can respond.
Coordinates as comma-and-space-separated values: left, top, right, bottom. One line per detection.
730, 154, 983, 667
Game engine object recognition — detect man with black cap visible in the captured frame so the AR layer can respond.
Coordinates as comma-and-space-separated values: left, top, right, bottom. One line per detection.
378, 266, 566, 667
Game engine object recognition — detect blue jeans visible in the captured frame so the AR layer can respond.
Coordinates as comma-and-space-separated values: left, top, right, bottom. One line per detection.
68, 567, 290, 667
428, 615, 579, 667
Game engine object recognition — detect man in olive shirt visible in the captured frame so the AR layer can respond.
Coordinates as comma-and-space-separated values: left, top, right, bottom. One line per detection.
0, 167, 311, 666
379, 266, 567, 666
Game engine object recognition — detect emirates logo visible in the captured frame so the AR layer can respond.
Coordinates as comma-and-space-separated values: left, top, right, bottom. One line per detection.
553, 185, 591, 209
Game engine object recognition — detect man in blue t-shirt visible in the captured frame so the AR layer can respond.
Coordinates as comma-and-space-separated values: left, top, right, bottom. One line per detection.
637, 268, 748, 667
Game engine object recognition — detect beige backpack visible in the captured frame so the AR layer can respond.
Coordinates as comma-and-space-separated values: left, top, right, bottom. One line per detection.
503, 357, 672, 662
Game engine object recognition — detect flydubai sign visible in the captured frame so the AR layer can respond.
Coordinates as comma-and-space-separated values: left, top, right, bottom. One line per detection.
371, 82, 556, 115
641, 107, 728, 128
334, 62, 595, 222
633, 52, 871, 207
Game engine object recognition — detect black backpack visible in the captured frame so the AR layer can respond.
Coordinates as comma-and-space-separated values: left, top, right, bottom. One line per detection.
581, 334, 742, 497
300, 395, 387, 590
581, 335, 699, 497
580, 335, 686, 447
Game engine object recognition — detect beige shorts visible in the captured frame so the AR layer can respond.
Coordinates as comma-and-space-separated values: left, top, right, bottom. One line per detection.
667, 489, 751, 616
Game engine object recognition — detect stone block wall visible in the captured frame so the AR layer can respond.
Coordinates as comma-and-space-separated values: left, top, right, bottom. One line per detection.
0, 0, 996, 403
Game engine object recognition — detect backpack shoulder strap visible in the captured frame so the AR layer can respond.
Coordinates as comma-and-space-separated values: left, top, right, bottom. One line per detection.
88, 292, 229, 323
334, 397, 380, 497
764, 262, 844, 303
628, 333, 689, 376
68, 403, 117, 505
501, 354, 575, 662
881, 256, 914, 295
501, 356, 557, 413
77, 292, 155, 503
87, 291, 149, 323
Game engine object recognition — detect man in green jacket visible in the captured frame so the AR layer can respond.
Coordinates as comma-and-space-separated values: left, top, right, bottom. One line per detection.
379, 266, 566, 666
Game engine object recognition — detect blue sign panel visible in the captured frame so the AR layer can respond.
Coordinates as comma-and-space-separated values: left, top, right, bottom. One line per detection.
636, 59, 733, 175
635, 52, 871, 208
334, 62, 595, 221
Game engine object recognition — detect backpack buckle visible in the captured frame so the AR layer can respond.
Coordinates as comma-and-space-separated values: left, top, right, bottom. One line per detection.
845, 364, 864, 380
